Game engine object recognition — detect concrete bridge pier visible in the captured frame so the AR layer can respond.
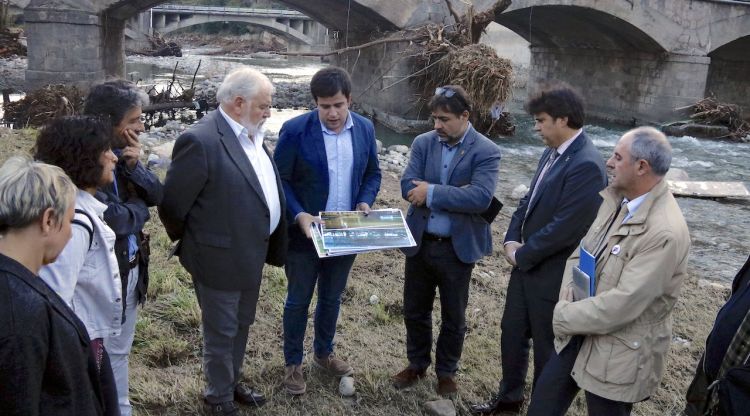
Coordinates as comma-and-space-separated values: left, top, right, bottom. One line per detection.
529, 46, 711, 124
24, 5, 106, 89
333, 34, 427, 133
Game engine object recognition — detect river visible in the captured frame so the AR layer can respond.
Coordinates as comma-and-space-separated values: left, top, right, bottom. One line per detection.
129, 50, 746, 283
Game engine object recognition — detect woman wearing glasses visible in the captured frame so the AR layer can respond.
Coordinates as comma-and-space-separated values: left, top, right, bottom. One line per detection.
36, 115, 122, 416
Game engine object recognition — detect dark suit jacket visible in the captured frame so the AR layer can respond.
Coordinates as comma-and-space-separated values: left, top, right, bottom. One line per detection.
505, 132, 607, 300
273, 109, 381, 248
159, 109, 287, 291
400, 125, 502, 264
0, 254, 104, 416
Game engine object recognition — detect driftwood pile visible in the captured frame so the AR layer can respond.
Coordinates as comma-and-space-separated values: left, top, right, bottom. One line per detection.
3, 85, 84, 128
675, 98, 750, 141
136, 33, 182, 57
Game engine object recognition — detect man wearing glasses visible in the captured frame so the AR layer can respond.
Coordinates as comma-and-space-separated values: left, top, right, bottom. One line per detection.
393, 85, 501, 396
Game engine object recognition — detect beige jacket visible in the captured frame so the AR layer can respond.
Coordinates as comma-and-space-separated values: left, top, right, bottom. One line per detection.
553, 179, 690, 403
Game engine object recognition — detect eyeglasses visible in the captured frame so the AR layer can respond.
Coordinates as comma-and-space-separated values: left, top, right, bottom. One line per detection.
435, 87, 457, 98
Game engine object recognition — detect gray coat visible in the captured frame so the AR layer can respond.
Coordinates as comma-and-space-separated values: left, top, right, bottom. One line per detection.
159, 110, 287, 291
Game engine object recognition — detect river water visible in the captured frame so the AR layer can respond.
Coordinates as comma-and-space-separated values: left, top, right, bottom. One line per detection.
128, 52, 749, 283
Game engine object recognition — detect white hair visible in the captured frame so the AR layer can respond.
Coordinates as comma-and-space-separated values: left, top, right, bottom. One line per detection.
0, 156, 76, 233
216, 67, 274, 104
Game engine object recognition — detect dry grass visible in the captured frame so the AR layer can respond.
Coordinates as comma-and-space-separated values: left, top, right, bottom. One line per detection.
0, 129, 727, 415
128, 173, 726, 416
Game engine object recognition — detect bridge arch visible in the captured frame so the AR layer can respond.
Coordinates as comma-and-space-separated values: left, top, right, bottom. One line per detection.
707, 12, 750, 54
495, 2, 668, 53
153, 15, 314, 45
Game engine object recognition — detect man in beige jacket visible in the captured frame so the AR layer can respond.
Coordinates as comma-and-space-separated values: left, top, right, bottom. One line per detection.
526, 126, 690, 416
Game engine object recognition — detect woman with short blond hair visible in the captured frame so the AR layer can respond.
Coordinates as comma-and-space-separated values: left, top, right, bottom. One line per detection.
0, 156, 105, 415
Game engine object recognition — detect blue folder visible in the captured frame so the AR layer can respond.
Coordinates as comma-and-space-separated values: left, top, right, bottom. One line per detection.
579, 244, 596, 296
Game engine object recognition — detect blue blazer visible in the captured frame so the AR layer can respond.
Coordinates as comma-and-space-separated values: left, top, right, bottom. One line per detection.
505, 132, 607, 299
400, 126, 502, 264
274, 109, 382, 245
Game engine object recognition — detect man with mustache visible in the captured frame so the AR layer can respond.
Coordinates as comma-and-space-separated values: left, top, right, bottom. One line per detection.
273, 66, 381, 395
393, 85, 501, 396
160, 67, 287, 416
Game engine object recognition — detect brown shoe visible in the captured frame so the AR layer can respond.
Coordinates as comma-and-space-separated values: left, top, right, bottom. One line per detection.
392, 367, 426, 389
436, 376, 458, 396
283, 364, 306, 395
312, 354, 354, 377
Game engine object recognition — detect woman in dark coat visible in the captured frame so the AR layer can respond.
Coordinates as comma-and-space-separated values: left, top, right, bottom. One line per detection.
0, 156, 105, 416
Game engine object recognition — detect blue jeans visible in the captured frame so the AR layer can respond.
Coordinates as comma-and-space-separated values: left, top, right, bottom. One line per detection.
283, 245, 356, 366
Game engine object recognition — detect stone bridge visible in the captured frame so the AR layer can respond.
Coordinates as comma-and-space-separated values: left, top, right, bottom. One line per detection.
125, 4, 323, 47
24, 0, 750, 124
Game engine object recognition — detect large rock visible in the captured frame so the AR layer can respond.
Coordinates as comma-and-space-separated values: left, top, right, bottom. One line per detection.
424, 399, 456, 416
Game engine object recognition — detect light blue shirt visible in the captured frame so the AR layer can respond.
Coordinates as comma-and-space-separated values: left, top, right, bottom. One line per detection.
425, 125, 471, 237
322, 113, 355, 212
623, 192, 649, 223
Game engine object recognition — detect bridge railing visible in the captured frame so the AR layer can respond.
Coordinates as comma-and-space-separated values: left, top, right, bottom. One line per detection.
151, 4, 310, 19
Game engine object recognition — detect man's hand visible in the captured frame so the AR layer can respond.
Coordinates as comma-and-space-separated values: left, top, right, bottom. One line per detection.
504, 241, 523, 266
120, 128, 143, 170
296, 212, 321, 239
356, 202, 372, 214
407, 180, 429, 207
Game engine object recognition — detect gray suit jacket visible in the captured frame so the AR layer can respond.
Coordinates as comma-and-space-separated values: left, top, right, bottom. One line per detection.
400, 125, 501, 264
159, 110, 287, 291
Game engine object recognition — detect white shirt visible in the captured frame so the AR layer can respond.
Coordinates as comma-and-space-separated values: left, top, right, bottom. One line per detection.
40, 190, 122, 340
219, 106, 281, 234
622, 192, 649, 223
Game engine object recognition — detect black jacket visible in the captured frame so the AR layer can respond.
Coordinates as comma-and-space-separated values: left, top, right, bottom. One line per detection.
0, 254, 104, 416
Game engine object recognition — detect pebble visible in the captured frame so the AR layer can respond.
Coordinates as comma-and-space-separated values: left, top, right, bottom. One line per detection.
369, 294, 379, 305
338, 376, 355, 396
511, 184, 529, 199
424, 399, 456, 416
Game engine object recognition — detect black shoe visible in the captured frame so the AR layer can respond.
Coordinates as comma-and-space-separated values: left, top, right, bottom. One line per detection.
470, 394, 524, 414
204, 400, 240, 416
234, 383, 266, 407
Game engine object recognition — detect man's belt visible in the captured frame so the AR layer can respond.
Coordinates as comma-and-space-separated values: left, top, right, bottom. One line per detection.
422, 233, 451, 242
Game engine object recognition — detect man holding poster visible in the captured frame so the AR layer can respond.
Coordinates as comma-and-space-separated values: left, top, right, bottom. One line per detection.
273, 67, 381, 396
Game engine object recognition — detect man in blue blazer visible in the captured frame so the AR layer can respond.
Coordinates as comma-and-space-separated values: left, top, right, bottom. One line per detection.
472, 85, 607, 414
273, 67, 381, 395
393, 85, 501, 396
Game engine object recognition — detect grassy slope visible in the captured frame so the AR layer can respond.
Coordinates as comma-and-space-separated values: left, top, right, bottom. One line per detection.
0, 127, 726, 415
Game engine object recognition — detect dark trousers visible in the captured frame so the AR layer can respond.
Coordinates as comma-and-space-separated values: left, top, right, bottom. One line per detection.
193, 279, 259, 404
283, 244, 356, 366
403, 239, 474, 377
527, 336, 634, 416
497, 267, 557, 401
